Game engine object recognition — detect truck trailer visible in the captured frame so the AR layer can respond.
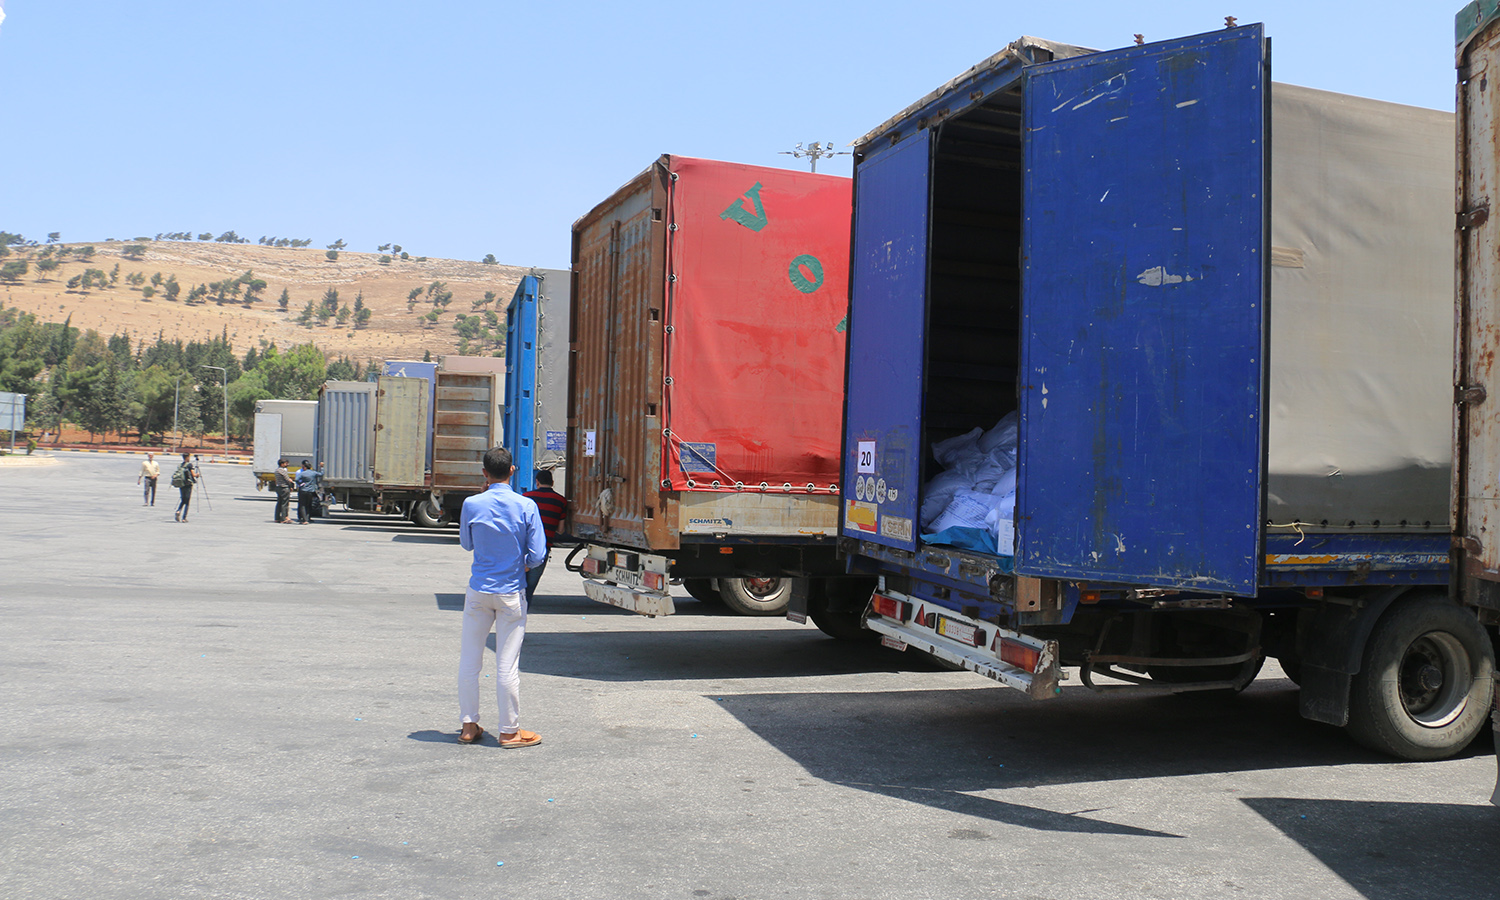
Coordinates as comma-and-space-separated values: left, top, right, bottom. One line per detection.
504, 269, 571, 496
566, 155, 860, 618
1455, 0, 1500, 794
837, 25, 1493, 760
251, 399, 317, 488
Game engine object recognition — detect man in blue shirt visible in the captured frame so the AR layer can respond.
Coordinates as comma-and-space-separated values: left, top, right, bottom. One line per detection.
457, 446, 547, 748
294, 459, 322, 525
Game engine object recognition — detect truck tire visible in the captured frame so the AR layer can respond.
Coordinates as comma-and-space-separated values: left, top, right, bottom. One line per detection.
809, 578, 878, 643
1346, 595, 1495, 760
683, 579, 721, 604
411, 499, 444, 528
718, 577, 793, 617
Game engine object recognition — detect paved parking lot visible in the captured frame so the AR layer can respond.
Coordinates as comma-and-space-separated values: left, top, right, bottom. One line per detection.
3, 452, 1498, 900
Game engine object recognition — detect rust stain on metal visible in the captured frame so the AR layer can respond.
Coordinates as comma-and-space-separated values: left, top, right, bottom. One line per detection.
1458, 25, 1500, 584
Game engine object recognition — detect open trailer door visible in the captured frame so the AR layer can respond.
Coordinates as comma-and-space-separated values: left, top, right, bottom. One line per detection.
1016, 26, 1270, 595
841, 131, 933, 552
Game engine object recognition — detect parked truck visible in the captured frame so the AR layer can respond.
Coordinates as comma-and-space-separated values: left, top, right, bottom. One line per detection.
315, 362, 504, 526
251, 399, 317, 488
566, 156, 861, 618
1454, 0, 1500, 793
503, 269, 571, 496
834, 25, 1494, 760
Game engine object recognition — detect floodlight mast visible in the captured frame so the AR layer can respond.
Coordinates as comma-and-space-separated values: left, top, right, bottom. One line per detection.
779, 141, 850, 174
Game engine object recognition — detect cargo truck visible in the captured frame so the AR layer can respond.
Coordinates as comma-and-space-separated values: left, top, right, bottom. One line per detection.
503, 270, 571, 496
315, 363, 503, 526
251, 399, 317, 489
566, 156, 865, 619
836, 25, 1495, 760
1454, 0, 1500, 795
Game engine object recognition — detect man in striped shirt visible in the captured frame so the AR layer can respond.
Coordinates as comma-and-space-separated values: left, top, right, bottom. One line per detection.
522, 469, 569, 602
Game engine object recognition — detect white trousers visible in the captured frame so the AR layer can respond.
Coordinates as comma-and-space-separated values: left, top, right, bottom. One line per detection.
457, 587, 527, 732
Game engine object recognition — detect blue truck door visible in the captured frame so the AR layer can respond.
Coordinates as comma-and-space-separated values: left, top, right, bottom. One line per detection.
841, 131, 932, 551
504, 275, 540, 493
1016, 26, 1269, 594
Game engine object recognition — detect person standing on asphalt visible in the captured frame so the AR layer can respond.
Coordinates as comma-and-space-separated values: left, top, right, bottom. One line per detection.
522, 469, 569, 602
138, 452, 160, 506
273, 458, 293, 524
456, 446, 546, 749
172, 452, 199, 522
294, 459, 322, 525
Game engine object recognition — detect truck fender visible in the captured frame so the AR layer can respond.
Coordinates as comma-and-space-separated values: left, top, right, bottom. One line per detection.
1296, 586, 1412, 726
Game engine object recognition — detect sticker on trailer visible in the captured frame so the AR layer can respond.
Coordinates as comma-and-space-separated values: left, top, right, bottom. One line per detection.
879, 515, 912, 542
846, 500, 878, 534
875, 478, 888, 504
679, 442, 717, 474
545, 430, 566, 452
856, 440, 876, 474
585, 430, 596, 457
855, 475, 868, 502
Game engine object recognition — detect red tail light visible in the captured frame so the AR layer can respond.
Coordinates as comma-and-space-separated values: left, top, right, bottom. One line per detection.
581, 558, 603, 575
998, 638, 1041, 673
642, 571, 666, 591
870, 593, 909, 622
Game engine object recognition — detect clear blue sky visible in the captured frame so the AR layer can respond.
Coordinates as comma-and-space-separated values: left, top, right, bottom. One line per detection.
0, 1, 1461, 269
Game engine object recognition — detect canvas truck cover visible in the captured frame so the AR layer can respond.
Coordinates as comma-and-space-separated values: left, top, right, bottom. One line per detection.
569, 156, 851, 550
1265, 85, 1454, 532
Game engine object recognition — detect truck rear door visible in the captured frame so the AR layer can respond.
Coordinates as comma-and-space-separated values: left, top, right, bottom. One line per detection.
373, 376, 429, 486
504, 276, 540, 492
1016, 26, 1269, 594
841, 131, 932, 551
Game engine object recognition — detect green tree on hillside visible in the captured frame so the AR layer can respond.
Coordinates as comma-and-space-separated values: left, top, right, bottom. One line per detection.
482, 254, 496, 265
277, 288, 290, 311
1, 261, 29, 283
325, 250, 339, 261
326, 239, 346, 250
34, 257, 60, 278
46, 233, 60, 244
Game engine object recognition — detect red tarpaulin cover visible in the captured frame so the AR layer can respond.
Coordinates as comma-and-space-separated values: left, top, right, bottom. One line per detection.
663, 157, 851, 492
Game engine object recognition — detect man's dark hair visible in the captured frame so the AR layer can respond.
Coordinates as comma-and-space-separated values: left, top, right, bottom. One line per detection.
483, 446, 513, 479
278, 458, 288, 467
535, 469, 554, 487
181, 451, 191, 460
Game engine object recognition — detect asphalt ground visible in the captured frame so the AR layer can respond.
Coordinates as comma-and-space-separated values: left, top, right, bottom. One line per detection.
3, 452, 1498, 900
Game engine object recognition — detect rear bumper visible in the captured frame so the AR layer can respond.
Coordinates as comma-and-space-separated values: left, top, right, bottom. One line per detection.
865, 590, 1061, 700
581, 579, 676, 617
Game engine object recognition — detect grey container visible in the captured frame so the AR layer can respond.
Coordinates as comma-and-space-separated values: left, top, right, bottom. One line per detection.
318, 381, 376, 485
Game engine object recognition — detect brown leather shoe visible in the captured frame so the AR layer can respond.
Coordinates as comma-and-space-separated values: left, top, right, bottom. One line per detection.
497, 729, 542, 749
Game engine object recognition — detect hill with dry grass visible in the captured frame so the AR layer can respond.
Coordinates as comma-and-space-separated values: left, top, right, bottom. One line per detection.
0, 238, 534, 363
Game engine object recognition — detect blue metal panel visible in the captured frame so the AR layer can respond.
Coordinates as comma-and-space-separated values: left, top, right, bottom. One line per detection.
504, 276, 540, 493
1016, 27, 1269, 595
841, 132, 932, 551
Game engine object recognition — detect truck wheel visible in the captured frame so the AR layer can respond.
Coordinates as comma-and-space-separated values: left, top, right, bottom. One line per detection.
1347, 596, 1494, 760
810, 578, 878, 642
411, 499, 444, 528
718, 577, 793, 616
683, 579, 721, 604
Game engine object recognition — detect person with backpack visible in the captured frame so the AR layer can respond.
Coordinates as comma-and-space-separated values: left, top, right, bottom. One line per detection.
171, 451, 199, 522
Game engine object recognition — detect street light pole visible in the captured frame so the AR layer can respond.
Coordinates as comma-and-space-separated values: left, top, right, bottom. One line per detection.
200, 365, 227, 459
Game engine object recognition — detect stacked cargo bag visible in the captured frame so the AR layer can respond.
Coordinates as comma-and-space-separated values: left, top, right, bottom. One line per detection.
920, 412, 1018, 556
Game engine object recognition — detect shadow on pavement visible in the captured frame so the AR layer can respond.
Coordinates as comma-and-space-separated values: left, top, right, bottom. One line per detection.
1242, 797, 1500, 899
522, 627, 960, 681
407, 728, 482, 746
